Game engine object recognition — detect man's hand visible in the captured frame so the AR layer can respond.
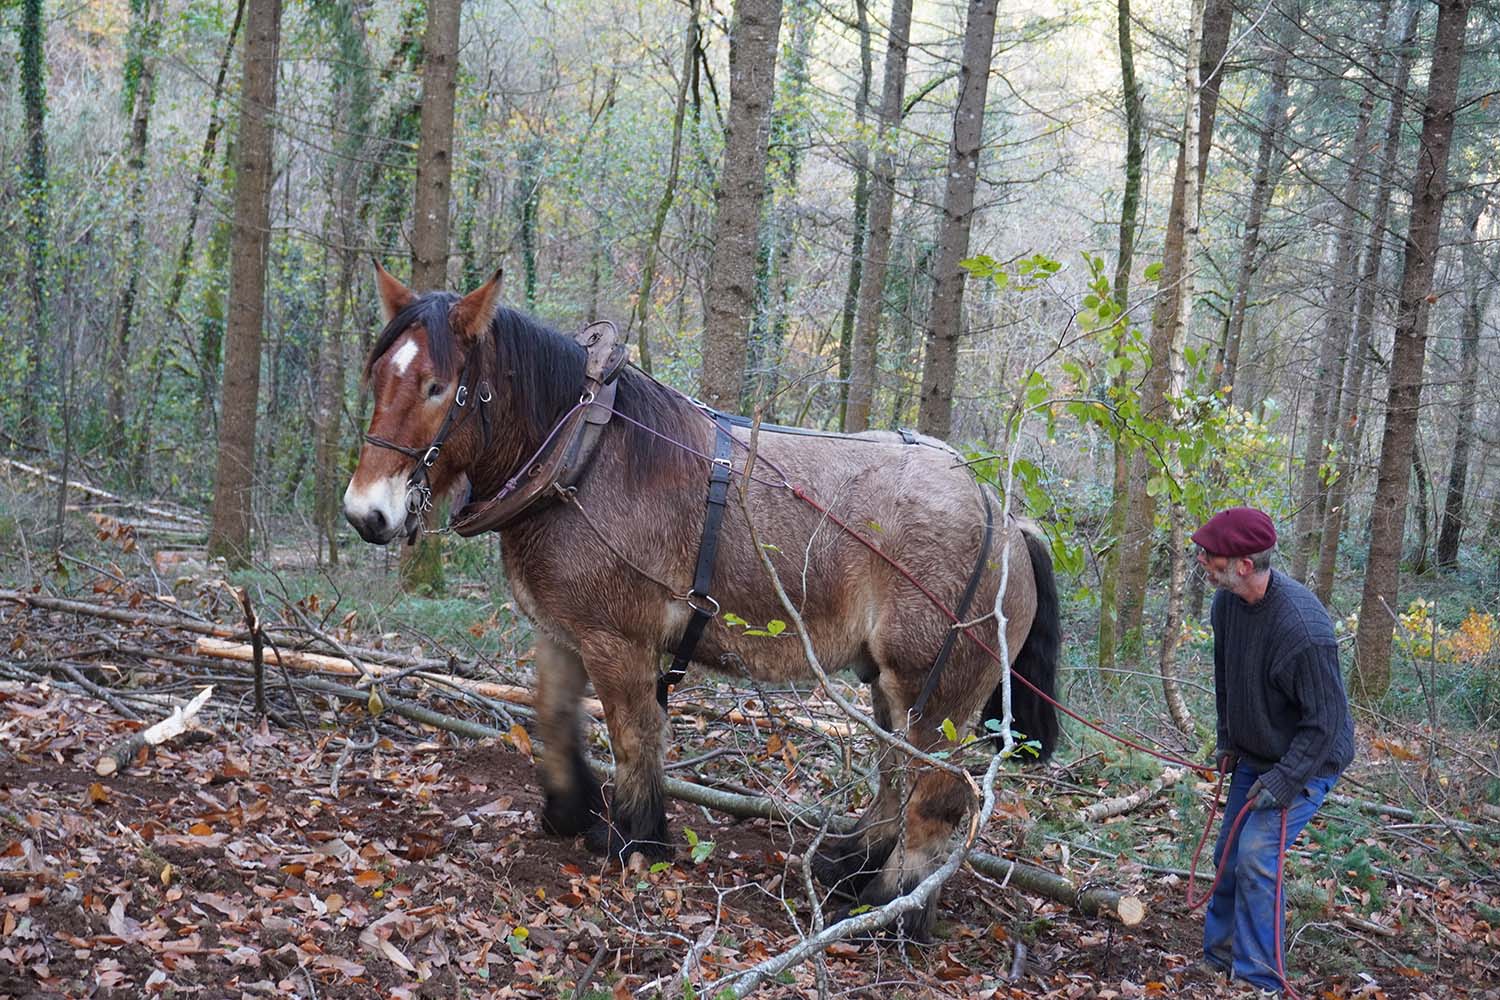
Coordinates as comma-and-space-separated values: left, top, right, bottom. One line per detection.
1216, 751, 1238, 774
1246, 778, 1278, 811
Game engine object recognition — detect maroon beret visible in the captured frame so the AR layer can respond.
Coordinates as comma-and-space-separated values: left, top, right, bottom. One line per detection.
1191, 507, 1277, 558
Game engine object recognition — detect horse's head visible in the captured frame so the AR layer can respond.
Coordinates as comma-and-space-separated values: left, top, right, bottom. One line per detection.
343, 263, 504, 544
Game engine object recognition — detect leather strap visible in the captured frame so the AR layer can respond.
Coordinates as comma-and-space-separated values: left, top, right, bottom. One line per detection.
658, 416, 735, 708
909, 488, 994, 722
449, 320, 628, 535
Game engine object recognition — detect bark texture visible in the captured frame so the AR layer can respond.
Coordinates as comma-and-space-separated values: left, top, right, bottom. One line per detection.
1435, 193, 1488, 569
916, 0, 999, 439
1353, 0, 1471, 702
207, 0, 283, 566
409, 0, 462, 291
1314, 1, 1422, 605
1115, 0, 1233, 653
701, 0, 784, 412
845, 0, 915, 432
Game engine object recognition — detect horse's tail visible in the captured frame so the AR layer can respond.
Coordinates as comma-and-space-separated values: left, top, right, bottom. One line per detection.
979, 523, 1061, 760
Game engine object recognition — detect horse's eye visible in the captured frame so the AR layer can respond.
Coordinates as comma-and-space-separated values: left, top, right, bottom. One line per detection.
427, 382, 446, 399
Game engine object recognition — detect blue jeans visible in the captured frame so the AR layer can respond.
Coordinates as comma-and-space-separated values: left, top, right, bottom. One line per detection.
1203, 763, 1336, 992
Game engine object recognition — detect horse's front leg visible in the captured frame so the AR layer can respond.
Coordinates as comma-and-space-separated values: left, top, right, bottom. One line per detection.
578, 635, 671, 865
535, 637, 606, 839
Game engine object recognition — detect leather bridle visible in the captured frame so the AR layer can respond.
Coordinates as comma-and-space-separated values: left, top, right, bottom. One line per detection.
362, 354, 492, 530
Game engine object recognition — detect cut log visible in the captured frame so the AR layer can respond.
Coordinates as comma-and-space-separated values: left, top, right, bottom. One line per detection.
96, 685, 214, 776
1075, 767, 1186, 824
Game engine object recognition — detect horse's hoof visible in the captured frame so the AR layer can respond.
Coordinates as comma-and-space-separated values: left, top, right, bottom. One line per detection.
582, 821, 672, 866
812, 837, 894, 898
541, 790, 600, 837
827, 896, 936, 944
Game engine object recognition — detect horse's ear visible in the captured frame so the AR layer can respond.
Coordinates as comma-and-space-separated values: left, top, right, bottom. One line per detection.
373, 258, 416, 323
452, 268, 505, 344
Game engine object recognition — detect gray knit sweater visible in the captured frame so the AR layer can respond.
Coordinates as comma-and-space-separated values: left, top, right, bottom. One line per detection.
1212, 569, 1356, 807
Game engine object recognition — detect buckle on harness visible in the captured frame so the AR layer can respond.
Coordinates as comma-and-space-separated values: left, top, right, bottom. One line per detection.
455, 384, 469, 407
421, 445, 441, 467
682, 590, 720, 617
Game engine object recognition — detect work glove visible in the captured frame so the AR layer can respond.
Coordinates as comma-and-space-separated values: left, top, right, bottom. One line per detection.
1246, 778, 1278, 811
1216, 751, 1238, 774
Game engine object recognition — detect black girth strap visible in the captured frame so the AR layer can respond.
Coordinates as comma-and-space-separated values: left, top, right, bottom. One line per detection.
909, 488, 995, 723
658, 416, 735, 709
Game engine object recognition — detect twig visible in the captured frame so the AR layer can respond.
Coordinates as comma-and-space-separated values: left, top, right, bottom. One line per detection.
49, 661, 141, 722
571, 940, 609, 1000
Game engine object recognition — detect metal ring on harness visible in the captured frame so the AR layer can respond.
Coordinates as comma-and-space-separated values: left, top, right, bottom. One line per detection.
681, 590, 720, 617
406, 482, 433, 514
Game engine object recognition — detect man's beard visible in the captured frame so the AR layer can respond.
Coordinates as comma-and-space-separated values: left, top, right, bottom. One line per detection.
1205, 565, 1236, 591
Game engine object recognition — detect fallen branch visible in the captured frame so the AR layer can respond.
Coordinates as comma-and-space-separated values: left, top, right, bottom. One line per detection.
0, 589, 451, 672
96, 685, 214, 776
196, 636, 605, 715
196, 637, 850, 736
1075, 767, 1186, 824
1, 457, 203, 526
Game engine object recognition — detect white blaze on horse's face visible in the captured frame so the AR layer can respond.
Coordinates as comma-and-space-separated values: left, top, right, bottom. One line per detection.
390, 337, 419, 376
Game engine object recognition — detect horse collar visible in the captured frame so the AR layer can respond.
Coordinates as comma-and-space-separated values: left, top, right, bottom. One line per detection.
448, 319, 629, 535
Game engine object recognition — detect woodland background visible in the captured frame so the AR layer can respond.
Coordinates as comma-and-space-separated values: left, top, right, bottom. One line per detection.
1, 0, 1499, 997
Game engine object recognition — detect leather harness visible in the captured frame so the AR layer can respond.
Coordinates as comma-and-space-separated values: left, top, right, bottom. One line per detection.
365, 317, 993, 716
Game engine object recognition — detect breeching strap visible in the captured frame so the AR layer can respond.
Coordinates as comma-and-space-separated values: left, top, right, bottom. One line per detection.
658, 415, 735, 709
909, 488, 994, 722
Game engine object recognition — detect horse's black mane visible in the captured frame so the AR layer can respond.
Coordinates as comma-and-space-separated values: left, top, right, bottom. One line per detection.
365, 293, 697, 476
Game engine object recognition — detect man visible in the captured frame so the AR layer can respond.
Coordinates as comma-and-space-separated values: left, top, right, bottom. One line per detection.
1193, 506, 1355, 996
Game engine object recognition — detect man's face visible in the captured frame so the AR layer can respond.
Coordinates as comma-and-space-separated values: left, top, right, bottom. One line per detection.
1195, 548, 1242, 590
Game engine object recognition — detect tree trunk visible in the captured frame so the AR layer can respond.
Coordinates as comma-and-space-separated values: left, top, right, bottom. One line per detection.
19, 0, 50, 447
1115, 0, 1234, 654
1410, 438, 1432, 575
1314, 0, 1422, 606
746, 0, 815, 414
133, 0, 245, 482
401, 0, 463, 592
1221, 3, 1298, 401
1291, 29, 1385, 581
701, 0, 784, 412
836, 0, 873, 429
845, 0, 914, 433
408, 0, 461, 291
631, 0, 701, 377
1435, 193, 1488, 569
1097, 0, 1151, 678
207, 0, 283, 566
108, 0, 163, 463
1353, 0, 1471, 703
312, 0, 374, 568
915, 0, 999, 439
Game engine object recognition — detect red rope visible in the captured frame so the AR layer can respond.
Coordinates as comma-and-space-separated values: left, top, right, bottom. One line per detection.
787, 484, 1212, 777
1183, 775, 1302, 999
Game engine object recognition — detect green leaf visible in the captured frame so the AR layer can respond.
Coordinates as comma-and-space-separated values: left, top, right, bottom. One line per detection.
765, 619, 786, 636
649, 861, 672, 873
1146, 475, 1166, 497
1144, 261, 1164, 281
723, 612, 747, 627
940, 718, 958, 742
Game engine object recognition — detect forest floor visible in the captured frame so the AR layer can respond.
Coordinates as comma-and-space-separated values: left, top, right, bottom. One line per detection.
1, 514, 1498, 998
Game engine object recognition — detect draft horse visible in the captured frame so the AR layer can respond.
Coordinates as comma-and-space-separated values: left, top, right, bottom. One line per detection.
344, 266, 1061, 935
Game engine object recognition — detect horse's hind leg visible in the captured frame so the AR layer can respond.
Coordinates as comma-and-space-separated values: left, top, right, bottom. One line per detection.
812, 681, 905, 896
848, 661, 997, 939
577, 635, 670, 865
536, 638, 605, 838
